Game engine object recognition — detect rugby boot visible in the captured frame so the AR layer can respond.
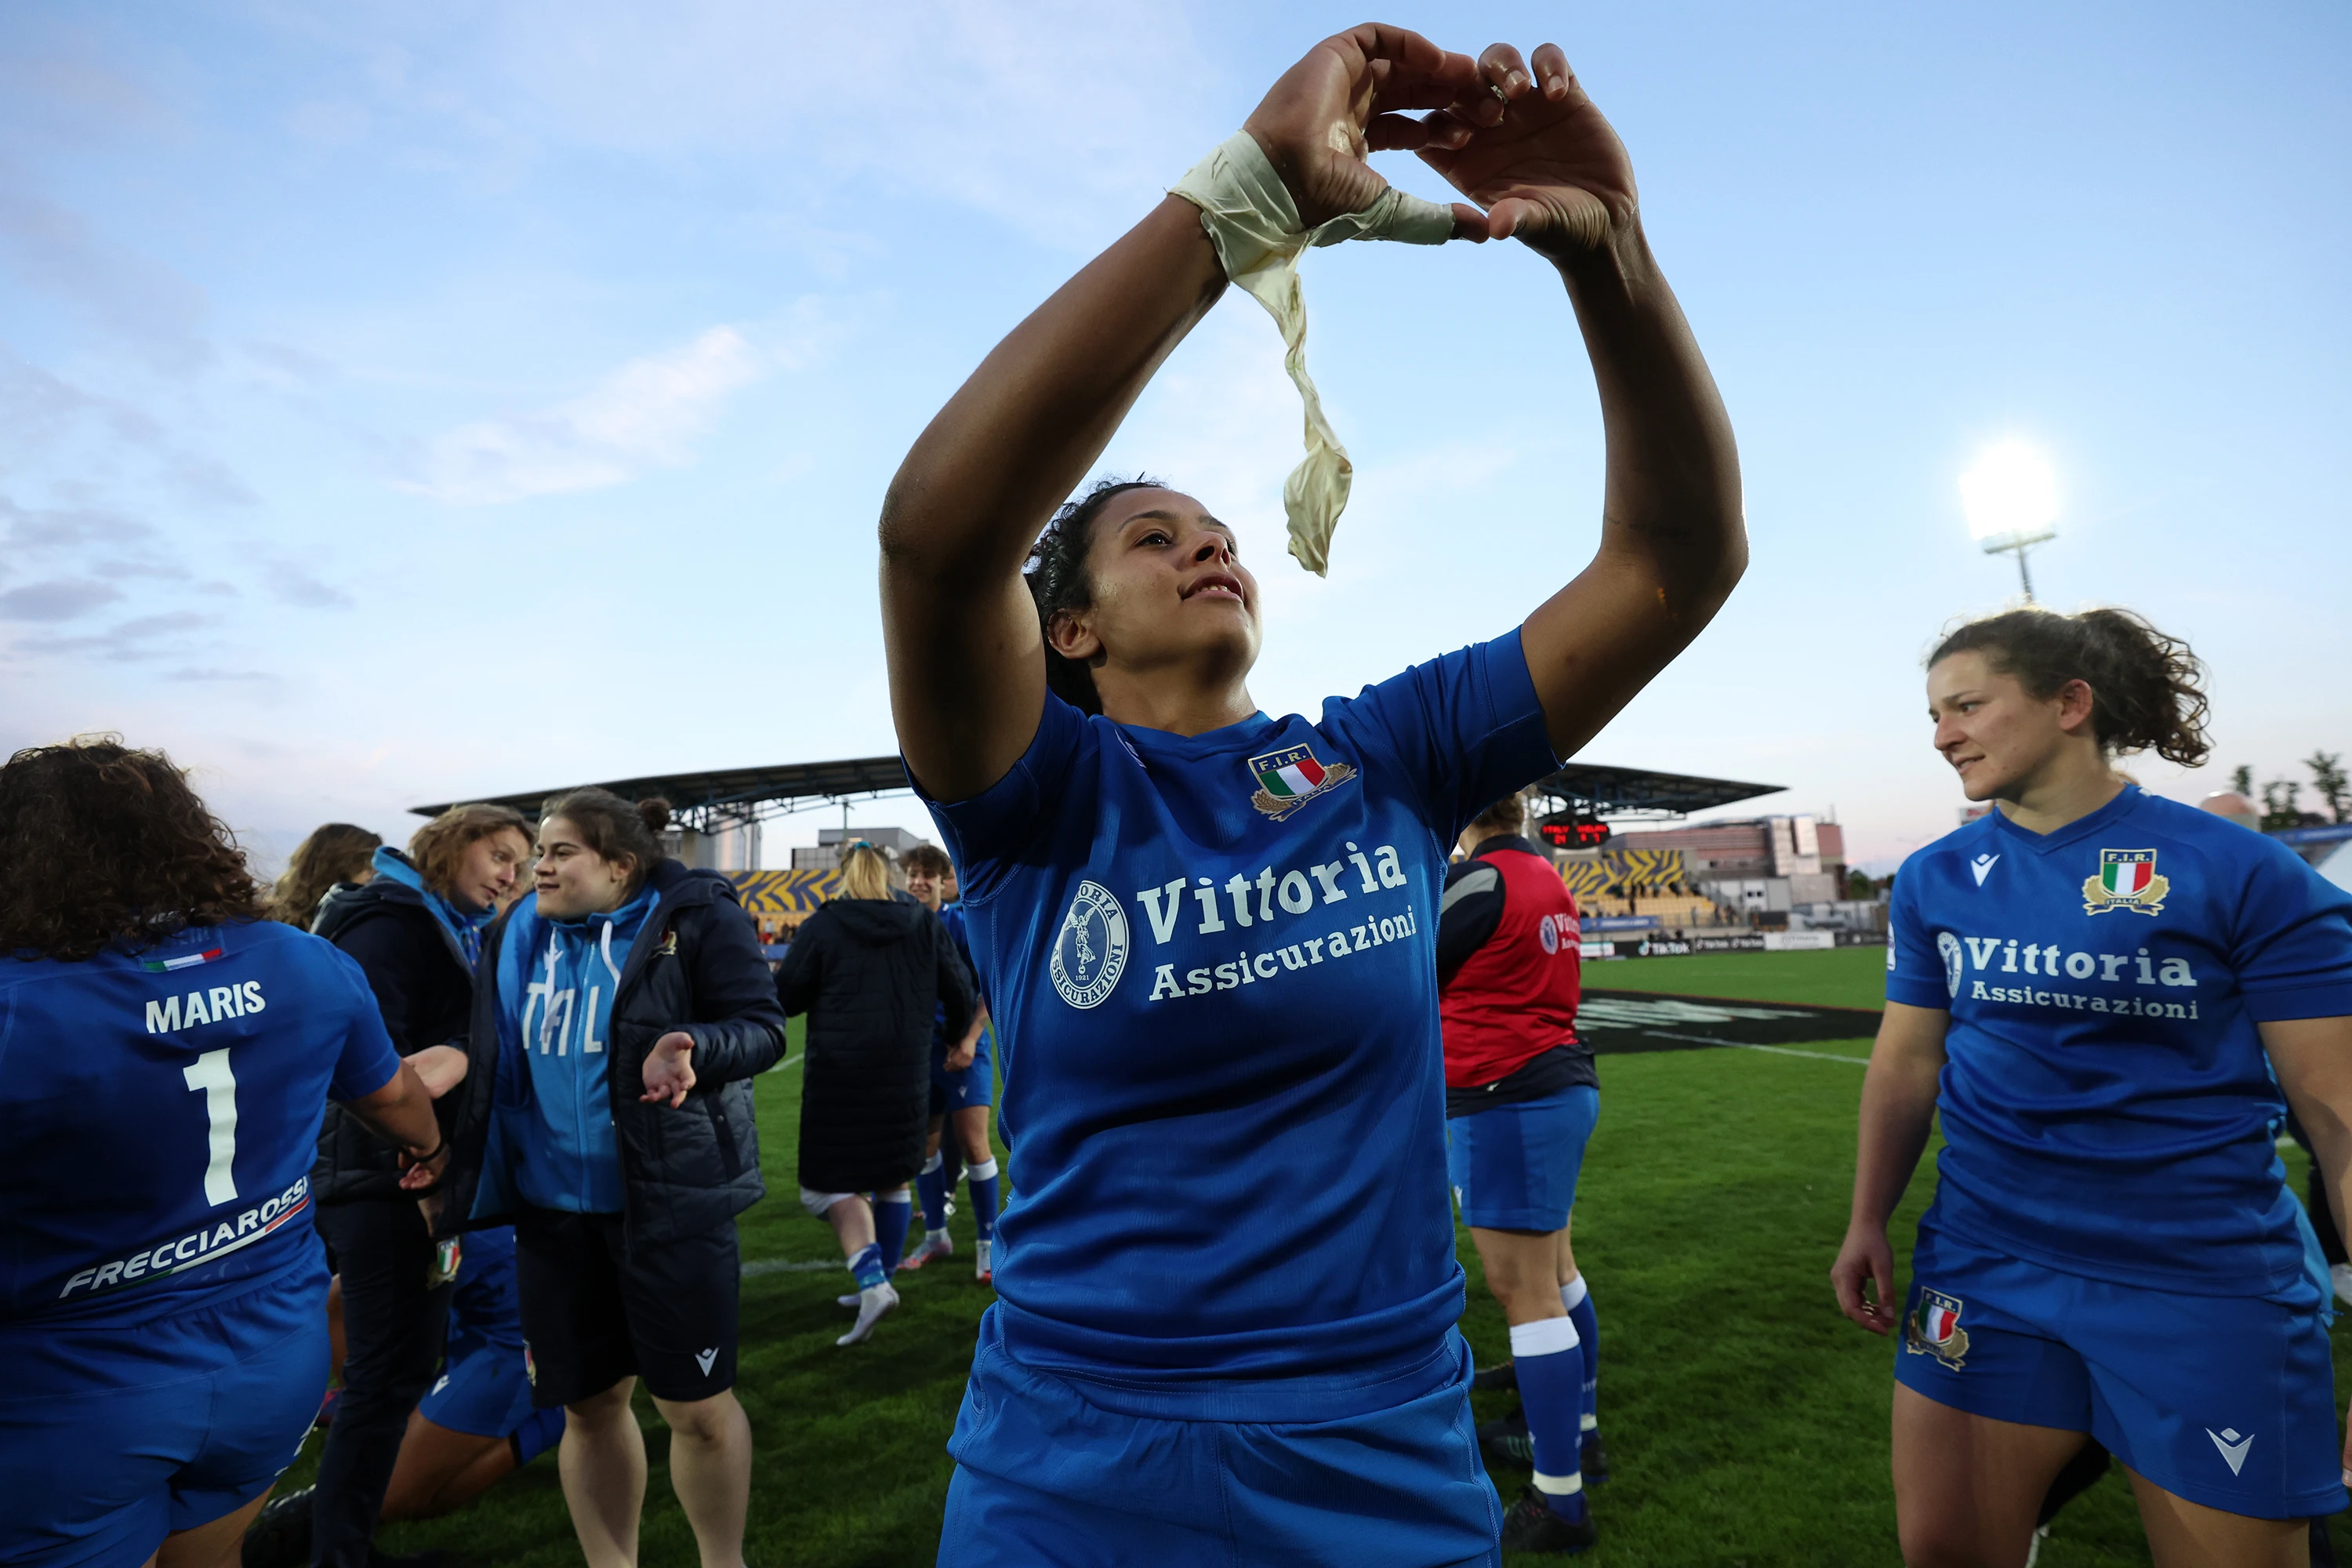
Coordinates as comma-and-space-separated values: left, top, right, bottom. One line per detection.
1498, 1486, 1596, 1555
1581, 1429, 1610, 1484
1471, 1357, 1519, 1392
898, 1232, 953, 1271
1477, 1407, 1534, 1468
240, 1488, 311, 1568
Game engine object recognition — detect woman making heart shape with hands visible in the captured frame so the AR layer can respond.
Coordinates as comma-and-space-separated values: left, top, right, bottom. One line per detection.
883, 24, 1742, 1566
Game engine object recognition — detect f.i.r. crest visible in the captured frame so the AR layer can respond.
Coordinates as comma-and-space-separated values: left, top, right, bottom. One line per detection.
1247, 744, 1356, 822
1904, 1289, 1970, 1370
2082, 848, 2169, 917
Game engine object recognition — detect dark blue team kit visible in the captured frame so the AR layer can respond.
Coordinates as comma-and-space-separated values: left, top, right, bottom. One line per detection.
924, 632, 1558, 1565
0, 920, 401, 1566
1887, 786, 2352, 1519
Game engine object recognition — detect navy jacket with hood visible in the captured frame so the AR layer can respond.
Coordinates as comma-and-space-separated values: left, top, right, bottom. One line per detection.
437, 858, 787, 1245
311, 847, 483, 1205
779, 898, 973, 1195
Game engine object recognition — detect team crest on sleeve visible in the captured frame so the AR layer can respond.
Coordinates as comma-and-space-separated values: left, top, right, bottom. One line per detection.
1936, 931, 1963, 998
1050, 880, 1129, 1009
1904, 1289, 1970, 1369
2082, 849, 2169, 917
1247, 744, 1356, 821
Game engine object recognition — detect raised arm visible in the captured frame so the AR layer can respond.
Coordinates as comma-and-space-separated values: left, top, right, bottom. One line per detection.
1418, 45, 1746, 759
880, 25, 1486, 803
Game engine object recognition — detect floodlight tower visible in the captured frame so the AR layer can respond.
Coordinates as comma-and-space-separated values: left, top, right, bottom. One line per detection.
1960, 441, 2060, 602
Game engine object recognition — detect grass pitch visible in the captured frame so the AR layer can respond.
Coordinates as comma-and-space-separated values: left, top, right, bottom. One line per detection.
337, 949, 2348, 1565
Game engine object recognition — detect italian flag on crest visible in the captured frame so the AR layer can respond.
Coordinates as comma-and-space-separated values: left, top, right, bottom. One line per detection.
1254, 750, 1327, 799
1247, 744, 1357, 822
2083, 849, 2168, 916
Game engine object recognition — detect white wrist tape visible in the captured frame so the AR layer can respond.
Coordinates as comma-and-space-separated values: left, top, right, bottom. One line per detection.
1171, 131, 1456, 575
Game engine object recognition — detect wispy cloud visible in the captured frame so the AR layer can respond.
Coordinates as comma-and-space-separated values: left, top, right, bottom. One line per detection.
401, 325, 763, 505
0, 173, 213, 373
0, 577, 122, 621
8, 609, 223, 662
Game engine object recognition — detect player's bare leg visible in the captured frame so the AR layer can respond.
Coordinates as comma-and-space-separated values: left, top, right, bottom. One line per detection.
561, 1377, 648, 1568
147, 1486, 274, 1568
1891, 1385, 2089, 1568
383, 1410, 515, 1520
2127, 1468, 2307, 1568
652, 1389, 753, 1568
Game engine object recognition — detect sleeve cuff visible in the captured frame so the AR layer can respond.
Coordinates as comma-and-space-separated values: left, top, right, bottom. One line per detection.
1884, 978, 1950, 1010
2245, 985, 2352, 1024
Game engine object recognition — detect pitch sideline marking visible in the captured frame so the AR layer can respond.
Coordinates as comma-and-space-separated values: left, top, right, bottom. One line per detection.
1635, 1026, 1870, 1065
742, 1258, 843, 1276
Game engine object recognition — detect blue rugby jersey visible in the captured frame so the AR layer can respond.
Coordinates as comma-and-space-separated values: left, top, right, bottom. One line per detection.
0, 920, 401, 1327
923, 631, 1556, 1410
1886, 786, 2352, 1294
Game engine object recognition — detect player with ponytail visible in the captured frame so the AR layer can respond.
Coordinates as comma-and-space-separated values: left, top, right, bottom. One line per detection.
1835, 605, 2352, 1563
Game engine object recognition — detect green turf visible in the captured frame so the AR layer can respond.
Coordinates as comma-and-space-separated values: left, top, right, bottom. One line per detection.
1593, 942, 1891, 1012
320, 965, 2351, 1566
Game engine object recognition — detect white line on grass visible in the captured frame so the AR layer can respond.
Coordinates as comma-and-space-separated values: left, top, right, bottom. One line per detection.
765, 1052, 802, 1074
742, 1258, 842, 1276
1636, 1027, 1870, 1064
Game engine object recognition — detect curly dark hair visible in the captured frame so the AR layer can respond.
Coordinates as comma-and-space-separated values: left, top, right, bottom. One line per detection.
1928, 607, 2211, 767
0, 737, 264, 961
1025, 474, 1170, 717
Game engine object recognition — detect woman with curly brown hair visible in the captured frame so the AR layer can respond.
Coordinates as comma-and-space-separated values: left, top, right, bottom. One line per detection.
267, 823, 383, 929
295, 801, 530, 1568
0, 739, 446, 1568
1832, 608, 2352, 1566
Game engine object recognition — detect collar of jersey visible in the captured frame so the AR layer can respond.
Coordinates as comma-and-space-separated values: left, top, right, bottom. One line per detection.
1984, 782, 2143, 856
1110, 709, 1277, 761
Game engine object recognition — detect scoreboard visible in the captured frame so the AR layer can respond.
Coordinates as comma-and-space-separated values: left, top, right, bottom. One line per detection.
1537, 810, 1611, 849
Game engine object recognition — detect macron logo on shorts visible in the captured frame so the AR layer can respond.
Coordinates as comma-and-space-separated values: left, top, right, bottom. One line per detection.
2206, 1427, 2254, 1475
695, 1348, 718, 1376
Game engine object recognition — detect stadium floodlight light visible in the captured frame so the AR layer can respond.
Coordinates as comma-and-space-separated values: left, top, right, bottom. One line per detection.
1959, 440, 2060, 602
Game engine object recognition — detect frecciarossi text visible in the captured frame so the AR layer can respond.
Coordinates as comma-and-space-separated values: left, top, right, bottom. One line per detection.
56, 1174, 313, 1300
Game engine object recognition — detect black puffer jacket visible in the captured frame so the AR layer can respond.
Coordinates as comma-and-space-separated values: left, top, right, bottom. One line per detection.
311, 852, 475, 1205
436, 858, 789, 1245
780, 898, 973, 1194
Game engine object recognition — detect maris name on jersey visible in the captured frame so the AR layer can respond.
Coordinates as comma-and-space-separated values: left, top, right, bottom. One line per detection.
145, 979, 269, 1033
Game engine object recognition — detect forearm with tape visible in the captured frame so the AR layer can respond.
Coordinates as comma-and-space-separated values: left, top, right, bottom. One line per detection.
1170, 131, 1457, 575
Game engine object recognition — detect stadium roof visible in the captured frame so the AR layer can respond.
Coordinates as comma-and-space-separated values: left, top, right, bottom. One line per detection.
1528, 762, 1784, 820
410, 756, 909, 831
415, 756, 1782, 831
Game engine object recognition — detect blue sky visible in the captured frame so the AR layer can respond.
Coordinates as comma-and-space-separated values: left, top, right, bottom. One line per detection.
3, 1, 2347, 874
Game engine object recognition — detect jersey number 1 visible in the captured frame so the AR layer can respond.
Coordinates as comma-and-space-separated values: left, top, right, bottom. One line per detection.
182, 1047, 240, 1205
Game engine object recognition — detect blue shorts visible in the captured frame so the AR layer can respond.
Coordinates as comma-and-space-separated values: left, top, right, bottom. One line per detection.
0, 1265, 328, 1566
419, 1229, 532, 1439
1445, 1084, 1598, 1232
1898, 1225, 2347, 1520
937, 1311, 1501, 1567
932, 1028, 997, 1112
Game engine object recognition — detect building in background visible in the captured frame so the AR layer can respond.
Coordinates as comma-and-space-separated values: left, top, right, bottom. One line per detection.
789, 825, 933, 871
1609, 815, 1848, 914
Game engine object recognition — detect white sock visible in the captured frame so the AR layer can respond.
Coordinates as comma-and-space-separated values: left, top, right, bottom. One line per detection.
837, 1282, 898, 1346
1560, 1274, 1589, 1312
